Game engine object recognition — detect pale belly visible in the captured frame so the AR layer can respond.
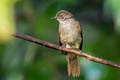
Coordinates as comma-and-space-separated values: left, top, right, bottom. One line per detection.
61, 30, 79, 43
60, 26, 82, 49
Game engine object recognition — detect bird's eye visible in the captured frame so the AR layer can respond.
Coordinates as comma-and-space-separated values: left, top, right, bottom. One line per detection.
60, 15, 63, 18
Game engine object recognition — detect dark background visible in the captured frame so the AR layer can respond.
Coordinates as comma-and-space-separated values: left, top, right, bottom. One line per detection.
0, 0, 120, 80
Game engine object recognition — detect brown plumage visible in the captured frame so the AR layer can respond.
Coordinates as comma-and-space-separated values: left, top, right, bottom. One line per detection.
52, 10, 83, 77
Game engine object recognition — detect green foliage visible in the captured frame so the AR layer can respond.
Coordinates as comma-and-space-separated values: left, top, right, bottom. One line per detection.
0, 0, 18, 43
104, 0, 120, 34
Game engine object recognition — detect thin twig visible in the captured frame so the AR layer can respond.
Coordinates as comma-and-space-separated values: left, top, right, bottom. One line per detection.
13, 33, 120, 68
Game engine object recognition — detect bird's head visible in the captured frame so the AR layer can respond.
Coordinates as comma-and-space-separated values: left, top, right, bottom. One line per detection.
51, 10, 74, 23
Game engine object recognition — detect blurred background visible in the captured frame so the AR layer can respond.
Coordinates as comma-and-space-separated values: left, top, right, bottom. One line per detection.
0, 0, 120, 80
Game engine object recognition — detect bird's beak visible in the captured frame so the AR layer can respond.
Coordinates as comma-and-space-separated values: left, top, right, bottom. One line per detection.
50, 16, 56, 20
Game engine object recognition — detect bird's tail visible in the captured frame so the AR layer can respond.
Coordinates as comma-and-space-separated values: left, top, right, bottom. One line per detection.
66, 53, 80, 77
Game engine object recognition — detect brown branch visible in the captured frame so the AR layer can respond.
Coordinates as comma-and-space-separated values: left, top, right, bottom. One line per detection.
13, 33, 120, 68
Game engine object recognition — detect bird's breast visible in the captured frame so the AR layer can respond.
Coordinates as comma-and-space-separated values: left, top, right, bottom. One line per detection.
60, 23, 80, 43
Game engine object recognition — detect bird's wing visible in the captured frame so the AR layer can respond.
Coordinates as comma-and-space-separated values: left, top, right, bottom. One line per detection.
77, 22, 83, 50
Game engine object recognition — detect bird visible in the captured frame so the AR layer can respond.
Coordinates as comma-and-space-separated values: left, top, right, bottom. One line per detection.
51, 10, 83, 77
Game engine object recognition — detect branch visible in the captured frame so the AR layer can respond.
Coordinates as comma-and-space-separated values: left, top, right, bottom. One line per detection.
13, 33, 120, 68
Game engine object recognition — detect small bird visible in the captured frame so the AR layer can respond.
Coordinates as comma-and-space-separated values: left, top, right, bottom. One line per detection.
51, 10, 83, 77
